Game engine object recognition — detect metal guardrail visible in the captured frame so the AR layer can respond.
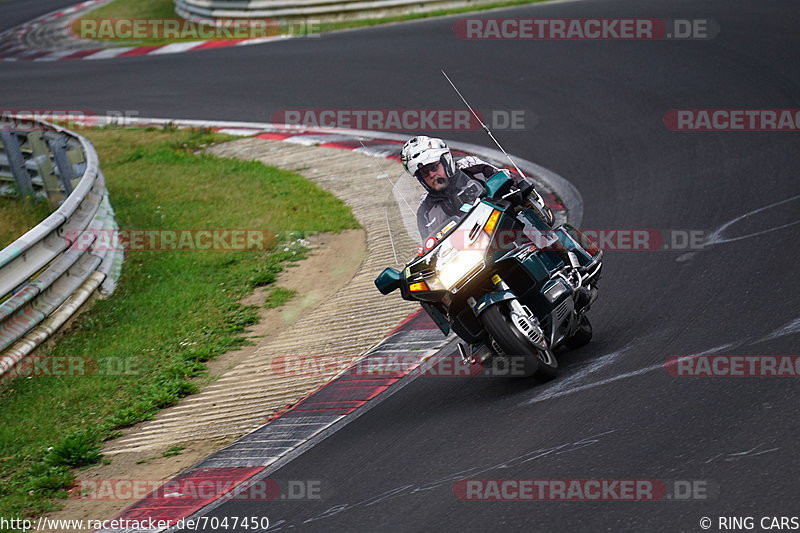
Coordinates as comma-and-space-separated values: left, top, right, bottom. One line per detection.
0, 129, 87, 207
0, 118, 123, 380
174, 0, 502, 23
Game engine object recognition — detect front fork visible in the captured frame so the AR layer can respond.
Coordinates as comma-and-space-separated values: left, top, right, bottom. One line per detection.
461, 276, 548, 365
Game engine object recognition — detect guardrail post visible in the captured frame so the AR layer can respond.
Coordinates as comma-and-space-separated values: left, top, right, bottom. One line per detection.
0, 118, 122, 381
65, 140, 87, 189
47, 134, 75, 197
26, 130, 64, 207
0, 131, 34, 199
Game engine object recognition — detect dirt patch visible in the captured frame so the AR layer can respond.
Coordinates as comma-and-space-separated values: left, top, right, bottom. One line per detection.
206, 229, 366, 377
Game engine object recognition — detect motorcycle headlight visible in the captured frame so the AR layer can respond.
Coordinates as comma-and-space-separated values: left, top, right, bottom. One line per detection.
436, 233, 488, 290
432, 204, 496, 291
437, 250, 484, 290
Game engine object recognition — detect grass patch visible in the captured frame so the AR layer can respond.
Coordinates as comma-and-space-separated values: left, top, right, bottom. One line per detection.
162, 445, 186, 458
41, 432, 102, 469
314, 0, 549, 34
0, 197, 53, 249
0, 126, 359, 528
78, 0, 176, 23
72, 0, 549, 47
263, 287, 296, 309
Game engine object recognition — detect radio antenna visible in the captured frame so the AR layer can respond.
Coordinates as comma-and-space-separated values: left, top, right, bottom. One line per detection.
441, 69, 527, 178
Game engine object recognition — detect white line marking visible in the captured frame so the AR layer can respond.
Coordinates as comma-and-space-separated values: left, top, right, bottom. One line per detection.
215, 128, 263, 136
523, 339, 753, 405
756, 315, 800, 343
149, 41, 205, 55
524, 344, 636, 404
526, 361, 666, 404
706, 194, 800, 245
85, 47, 135, 60
691, 342, 743, 356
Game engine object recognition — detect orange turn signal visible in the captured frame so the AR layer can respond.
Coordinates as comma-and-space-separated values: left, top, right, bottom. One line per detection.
484, 210, 501, 235
409, 281, 429, 292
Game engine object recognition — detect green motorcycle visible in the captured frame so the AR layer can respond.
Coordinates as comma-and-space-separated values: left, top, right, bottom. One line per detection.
375, 171, 602, 380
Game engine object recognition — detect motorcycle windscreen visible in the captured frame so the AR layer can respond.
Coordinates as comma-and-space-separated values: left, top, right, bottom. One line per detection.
379, 169, 428, 267
420, 179, 485, 241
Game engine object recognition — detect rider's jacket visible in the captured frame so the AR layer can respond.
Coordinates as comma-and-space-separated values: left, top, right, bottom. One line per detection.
416, 157, 499, 240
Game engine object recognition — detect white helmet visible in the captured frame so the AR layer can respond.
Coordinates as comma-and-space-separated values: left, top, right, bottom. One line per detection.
400, 136, 455, 183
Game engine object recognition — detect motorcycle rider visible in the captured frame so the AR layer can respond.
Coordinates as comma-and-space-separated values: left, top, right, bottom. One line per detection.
400, 135, 550, 240
401, 135, 592, 308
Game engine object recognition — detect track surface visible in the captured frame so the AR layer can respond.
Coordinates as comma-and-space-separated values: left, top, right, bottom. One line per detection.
3, 0, 799, 531
0, 0, 80, 32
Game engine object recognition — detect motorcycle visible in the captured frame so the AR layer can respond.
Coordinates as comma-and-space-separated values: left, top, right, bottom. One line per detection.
374, 170, 602, 380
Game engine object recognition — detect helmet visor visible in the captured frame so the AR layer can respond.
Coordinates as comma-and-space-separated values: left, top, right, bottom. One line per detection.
416, 161, 442, 180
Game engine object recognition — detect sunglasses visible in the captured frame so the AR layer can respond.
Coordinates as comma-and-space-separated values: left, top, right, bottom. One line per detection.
418, 162, 442, 179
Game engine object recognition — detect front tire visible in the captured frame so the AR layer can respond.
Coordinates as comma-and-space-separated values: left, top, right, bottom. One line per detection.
481, 303, 557, 381
565, 314, 593, 349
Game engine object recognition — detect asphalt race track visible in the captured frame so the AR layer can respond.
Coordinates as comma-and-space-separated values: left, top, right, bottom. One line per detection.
0, 0, 79, 32
2, 0, 799, 530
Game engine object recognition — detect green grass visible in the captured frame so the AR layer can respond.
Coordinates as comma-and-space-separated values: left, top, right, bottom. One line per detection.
0, 197, 53, 249
79, 0, 176, 21
0, 126, 359, 529
162, 445, 186, 457
72, 0, 549, 46
263, 287, 296, 309
314, 0, 549, 34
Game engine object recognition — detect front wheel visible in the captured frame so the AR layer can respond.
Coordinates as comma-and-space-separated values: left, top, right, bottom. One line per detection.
481, 303, 557, 381
565, 314, 593, 349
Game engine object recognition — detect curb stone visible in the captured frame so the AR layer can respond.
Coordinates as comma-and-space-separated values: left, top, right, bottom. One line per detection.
0, 0, 292, 62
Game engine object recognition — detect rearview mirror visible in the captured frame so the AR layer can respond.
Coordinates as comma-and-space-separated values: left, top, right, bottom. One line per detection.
485, 170, 513, 199
375, 267, 402, 294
